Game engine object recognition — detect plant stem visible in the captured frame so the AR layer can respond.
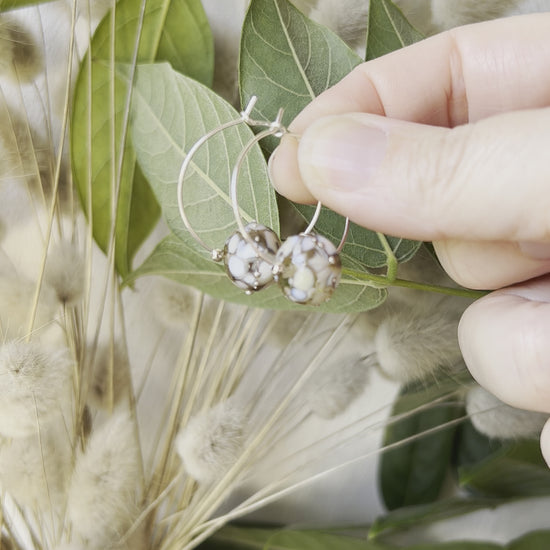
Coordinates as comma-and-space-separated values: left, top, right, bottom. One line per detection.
376, 232, 398, 282
341, 268, 488, 300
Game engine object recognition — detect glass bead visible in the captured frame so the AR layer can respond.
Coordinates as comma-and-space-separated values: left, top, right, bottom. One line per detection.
274, 233, 341, 306
223, 222, 281, 294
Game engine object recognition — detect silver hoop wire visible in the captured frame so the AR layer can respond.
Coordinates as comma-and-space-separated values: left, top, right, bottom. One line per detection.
176, 96, 259, 260
177, 95, 350, 263
230, 113, 350, 258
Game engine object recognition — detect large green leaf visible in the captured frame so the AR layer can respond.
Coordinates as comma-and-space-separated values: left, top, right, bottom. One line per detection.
128, 234, 386, 313
71, 0, 213, 277
369, 498, 502, 541
405, 544, 501, 550
366, 0, 424, 60
203, 525, 391, 550
380, 383, 465, 510
458, 440, 550, 498
0, 0, 53, 8
453, 420, 510, 471
202, 525, 512, 550
127, 62, 386, 311
129, 62, 279, 249
509, 531, 550, 550
239, 0, 362, 152
201, 524, 550, 550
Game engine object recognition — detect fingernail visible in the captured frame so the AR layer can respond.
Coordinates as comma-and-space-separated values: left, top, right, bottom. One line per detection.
267, 142, 279, 183
298, 115, 388, 191
519, 241, 550, 260
268, 134, 313, 203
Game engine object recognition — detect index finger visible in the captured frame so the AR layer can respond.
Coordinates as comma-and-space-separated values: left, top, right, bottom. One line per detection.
271, 13, 550, 204
292, 12, 550, 131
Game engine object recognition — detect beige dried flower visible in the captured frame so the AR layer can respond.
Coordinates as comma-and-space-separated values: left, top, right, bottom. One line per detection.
0, 341, 72, 437
430, 0, 516, 29
0, 270, 59, 340
176, 400, 247, 484
152, 278, 197, 328
44, 240, 86, 306
0, 423, 71, 510
466, 385, 549, 440
310, 0, 369, 50
67, 411, 142, 548
374, 308, 462, 383
151, 278, 236, 347
267, 310, 312, 348
87, 341, 130, 411
306, 354, 371, 419
0, 15, 43, 82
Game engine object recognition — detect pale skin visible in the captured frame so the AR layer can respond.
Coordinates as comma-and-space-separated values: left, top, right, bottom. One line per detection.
269, 13, 550, 464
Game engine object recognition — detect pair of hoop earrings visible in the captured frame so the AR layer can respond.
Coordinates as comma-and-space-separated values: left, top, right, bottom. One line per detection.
177, 97, 349, 306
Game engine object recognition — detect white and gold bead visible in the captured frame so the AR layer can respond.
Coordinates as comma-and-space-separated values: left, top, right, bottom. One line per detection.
223, 222, 281, 294
274, 233, 341, 306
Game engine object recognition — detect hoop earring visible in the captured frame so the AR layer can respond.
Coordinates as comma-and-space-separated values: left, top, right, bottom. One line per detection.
273, 212, 349, 306
177, 96, 281, 294
230, 112, 350, 306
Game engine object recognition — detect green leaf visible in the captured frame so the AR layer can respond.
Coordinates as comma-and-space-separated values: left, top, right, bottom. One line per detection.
293, 204, 421, 270
454, 420, 510, 471
509, 531, 550, 550
405, 543, 501, 550
239, 0, 362, 152
202, 525, 508, 550
127, 62, 386, 311
203, 525, 391, 550
380, 384, 465, 510
369, 497, 501, 541
459, 440, 550, 498
71, 0, 213, 277
129, 62, 280, 249
0, 0, 53, 9
366, 0, 424, 60
127, 234, 386, 313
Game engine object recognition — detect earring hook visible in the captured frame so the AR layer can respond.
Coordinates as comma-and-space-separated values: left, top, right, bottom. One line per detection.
176, 96, 259, 260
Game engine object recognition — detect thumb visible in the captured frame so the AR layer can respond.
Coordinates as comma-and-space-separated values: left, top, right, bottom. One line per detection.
287, 108, 550, 243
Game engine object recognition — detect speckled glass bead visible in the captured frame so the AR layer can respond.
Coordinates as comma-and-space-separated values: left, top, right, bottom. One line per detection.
223, 222, 281, 294
274, 233, 341, 306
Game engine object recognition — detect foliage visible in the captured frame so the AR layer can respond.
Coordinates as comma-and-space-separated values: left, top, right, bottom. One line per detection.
0, 0, 54, 9
122, 0, 434, 312
71, 0, 213, 277
239, 0, 362, 152
202, 524, 550, 550
366, 0, 423, 59
379, 382, 465, 510
52, 0, 550, 548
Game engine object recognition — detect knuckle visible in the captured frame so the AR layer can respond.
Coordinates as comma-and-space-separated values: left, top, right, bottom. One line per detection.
404, 125, 476, 238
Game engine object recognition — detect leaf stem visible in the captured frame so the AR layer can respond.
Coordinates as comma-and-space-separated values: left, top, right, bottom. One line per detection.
341, 267, 488, 300
376, 232, 398, 282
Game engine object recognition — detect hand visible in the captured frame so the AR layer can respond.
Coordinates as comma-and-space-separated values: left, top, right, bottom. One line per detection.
269, 13, 550, 462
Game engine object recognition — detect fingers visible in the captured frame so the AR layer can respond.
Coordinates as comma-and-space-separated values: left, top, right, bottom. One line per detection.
433, 240, 550, 290
271, 13, 550, 204
289, 13, 550, 132
541, 421, 550, 466
284, 109, 550, 243
459, 276, 550, 414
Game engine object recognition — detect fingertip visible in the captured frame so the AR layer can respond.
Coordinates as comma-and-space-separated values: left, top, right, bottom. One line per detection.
459, 280, 550, 413
434, 239, 550, 290
541, 419, 550, 467
269, 134, 316, 204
